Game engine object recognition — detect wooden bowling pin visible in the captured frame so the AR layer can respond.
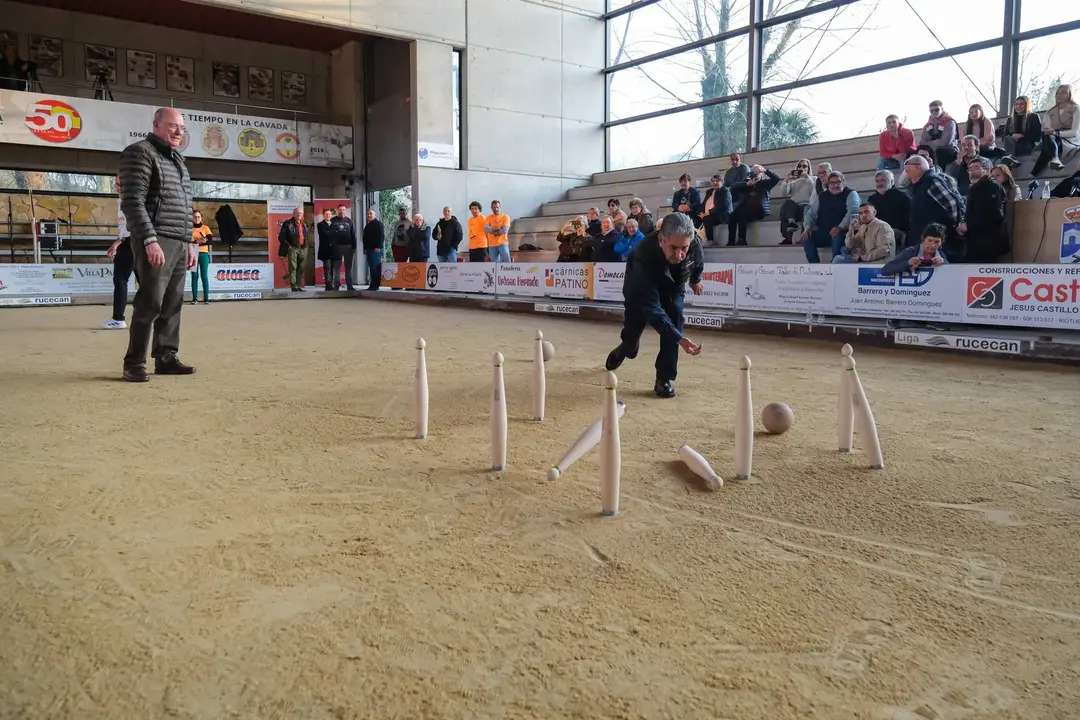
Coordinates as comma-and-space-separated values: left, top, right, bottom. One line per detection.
734, 356, 753, 480
546, 401, 626, 481
533, 329, 546, 422
679, 445, 723, 490
600, 371, 621, 516
838, 344, 854, 452
414, 338, 428, 439
843, 356, 884, 469
491, 351, 508, 471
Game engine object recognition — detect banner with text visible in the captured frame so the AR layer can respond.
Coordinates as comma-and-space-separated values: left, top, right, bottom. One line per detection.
0, 263, 132, 295
422, 262, 496, 294
831, 264, 964, 322
496, 263, 594, 299
735, 263, 835, 314
687, 263, 736, 309
184, 263, 275, 293
961, 264, 1080, 330
592, 263, 625, 302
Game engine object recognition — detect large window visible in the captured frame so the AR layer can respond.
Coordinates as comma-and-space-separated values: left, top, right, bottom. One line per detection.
604, 0, 1080, 170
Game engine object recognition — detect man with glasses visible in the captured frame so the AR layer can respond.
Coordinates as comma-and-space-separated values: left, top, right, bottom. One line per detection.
801, 171, 860, 263
118, 107, 197, 383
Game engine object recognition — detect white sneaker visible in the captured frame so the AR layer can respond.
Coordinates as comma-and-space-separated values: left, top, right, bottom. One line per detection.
102, 319, 127, 329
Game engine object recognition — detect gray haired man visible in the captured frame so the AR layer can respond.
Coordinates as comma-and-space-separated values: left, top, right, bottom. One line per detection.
605, 212, 704, 398
119, 107, 197, 382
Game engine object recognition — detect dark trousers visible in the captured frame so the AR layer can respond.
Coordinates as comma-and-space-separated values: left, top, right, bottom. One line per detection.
618, 294, 684, 383
803, 228, 844, 263
702, 214, 725, 245
124, 238, 187, 369
112, 240, 137, 322
469, 248, 489, 262
329, 247, 356, 290
728, 210, 748, 245
365, 249, 382, 291
779, 200, 806, 243
933, 146, 958, 170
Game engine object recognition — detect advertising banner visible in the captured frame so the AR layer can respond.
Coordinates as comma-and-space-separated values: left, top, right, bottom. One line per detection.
417, 141, 457, 169
893, 330, 1022, 355
592, 263, 626, 302
0, 263, 132, 295
313, 199, 350, 288
423, 262, 496, 294
831, 264, 964, 322
381, 262, 426, 290
962, 265, 1080, 330
1061, 205, 1080, 263
0, 90, 352, 167
495, 263, 547, 297
686, 263, 736, 309
735, 263, 835, 314
184, 264, 274, 293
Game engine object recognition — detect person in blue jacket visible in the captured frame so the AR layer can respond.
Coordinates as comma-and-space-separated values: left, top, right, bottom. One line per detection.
614, 218, 645, 260
881, 222, 948, 275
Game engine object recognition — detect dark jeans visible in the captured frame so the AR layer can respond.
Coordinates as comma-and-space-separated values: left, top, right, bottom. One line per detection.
469, 248, 489, 262
778, 200, 806, 243
365, 249, 382, 291
618, 294, 684, 383
124, 238, 187, 369
702, 213, 726, 245
112, 240, 137, 322
329, 246, 356, 290
803, 228, 844, 263
728, 210, 748, 245
933, 146, 958, 170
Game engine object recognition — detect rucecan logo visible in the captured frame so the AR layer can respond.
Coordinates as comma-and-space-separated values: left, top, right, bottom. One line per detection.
215, 268, 262, 282
967, 276, 1003, 309
25, 100, 83, 143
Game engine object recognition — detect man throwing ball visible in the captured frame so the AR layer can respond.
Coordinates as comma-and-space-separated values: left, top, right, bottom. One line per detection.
605, 212, 704, 398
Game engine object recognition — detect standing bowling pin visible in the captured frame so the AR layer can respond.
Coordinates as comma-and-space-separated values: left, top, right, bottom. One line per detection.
734, 356, 754, 480
679, 445, 723, 490
838, 344, 854, 452
533, 329, 546, 422
491, 351, 508, 471
546, 401, 626, 481
415, 338, 428, 439
600, 371, 621, 516
843, 356, 884, 469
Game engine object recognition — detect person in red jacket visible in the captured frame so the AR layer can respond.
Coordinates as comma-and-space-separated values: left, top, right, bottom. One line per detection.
878, 114, 916, 171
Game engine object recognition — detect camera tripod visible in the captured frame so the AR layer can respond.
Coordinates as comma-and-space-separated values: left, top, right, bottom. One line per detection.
93, 69, 113, 101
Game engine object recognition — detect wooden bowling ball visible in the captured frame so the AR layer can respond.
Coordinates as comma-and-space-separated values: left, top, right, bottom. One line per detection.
761, 402, 794, 434
542, 340, 555, 362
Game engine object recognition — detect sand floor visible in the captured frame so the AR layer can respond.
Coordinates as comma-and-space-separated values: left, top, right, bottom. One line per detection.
1, 298, 1079, 719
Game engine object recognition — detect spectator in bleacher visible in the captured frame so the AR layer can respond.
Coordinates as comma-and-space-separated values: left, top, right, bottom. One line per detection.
946, 135, 985, 196
725, 152, 750, 187
729, 165, 780, 247
868, 170, 911, 246
959, 157, 1009, 263
190, 210, 212, 304
103, 174, 137, 330
1051, 167, 1080, 198
813, 162, 832, 197
991, 164, 1022, 202
920, 100, 959, 169
316, 209, 334, 290
998, 96, 1043, 168
904, 154, 964, 257
586, 207, 602, 237
557, 217, 589, 262
1034, 84, 1079, 175
466, 201, 488, 262
627, 198, 655, 236
434, 206, 463, 263
615, 218, 645, 261
777, 159, 814, 244
878, 115, 916, 171
590, 216, 621, 262
362, 208, 383, 291
0, 42, 32, 92
700, 174, 732, 246
899, 145, 959, 194
607, 199, 628, 232
406, 214, 431, 263
833, 203, 895, 264
965, 104, 1004, 159
801, 170, 859, 263
392, 207, 410, 262
672, 174, 702, 226
882, 222, 947, 276
485, 200, 512, 263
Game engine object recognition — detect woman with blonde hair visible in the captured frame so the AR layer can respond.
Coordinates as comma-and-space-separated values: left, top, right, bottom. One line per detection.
998, 95, 1043, 167
556, 216, 589, 262
1035, 84, 1079, 174
991, 163, 1022, 202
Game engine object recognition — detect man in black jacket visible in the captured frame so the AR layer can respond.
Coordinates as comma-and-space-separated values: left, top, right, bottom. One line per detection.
316, 208, 334, 290
435, 206, 464, 262
867, 170, 912, 246
604, 212, 704, 398
328, 203, 357, 291
959, 157, 1009, 263
278, 208, 310, 291
589, 216, 621, 262
406, 214, 431, 262
118, 107, 197, 383
361, 208, 384, 292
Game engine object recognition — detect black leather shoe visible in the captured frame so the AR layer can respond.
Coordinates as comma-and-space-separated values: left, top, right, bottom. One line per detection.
654, 380, 676, 398
123, 366, 150, 383
605, 346, 625, 372
155, 356, 196, 375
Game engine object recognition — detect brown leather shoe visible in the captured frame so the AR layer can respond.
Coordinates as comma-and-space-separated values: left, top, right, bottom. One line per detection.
154, 356, 196, 375
123, 366, 150, 383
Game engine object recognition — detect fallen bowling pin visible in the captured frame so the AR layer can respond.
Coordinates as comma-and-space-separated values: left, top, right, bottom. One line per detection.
734, 356, 754, 480
491, 351, 508, 471
600, 371, 621, 516
533, 329, 546, 422
838, 344, 854, 452
415, 338, 428, 439
546, 401, 626, 481
679, 445, 723, 490
843, 356, 884, 469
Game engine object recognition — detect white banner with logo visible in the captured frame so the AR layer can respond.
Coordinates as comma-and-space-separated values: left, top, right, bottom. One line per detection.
417, 141, 457, 168
831, 264, 965, 322
687, 263, 736, 309
0, 90, 352, 167
962, 264, 1080, 330
424, 262, 496, 294
593, 263, 626, 302
184, 263, 274, 292
735, 263, 835, 314
0, 263, 132, 295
